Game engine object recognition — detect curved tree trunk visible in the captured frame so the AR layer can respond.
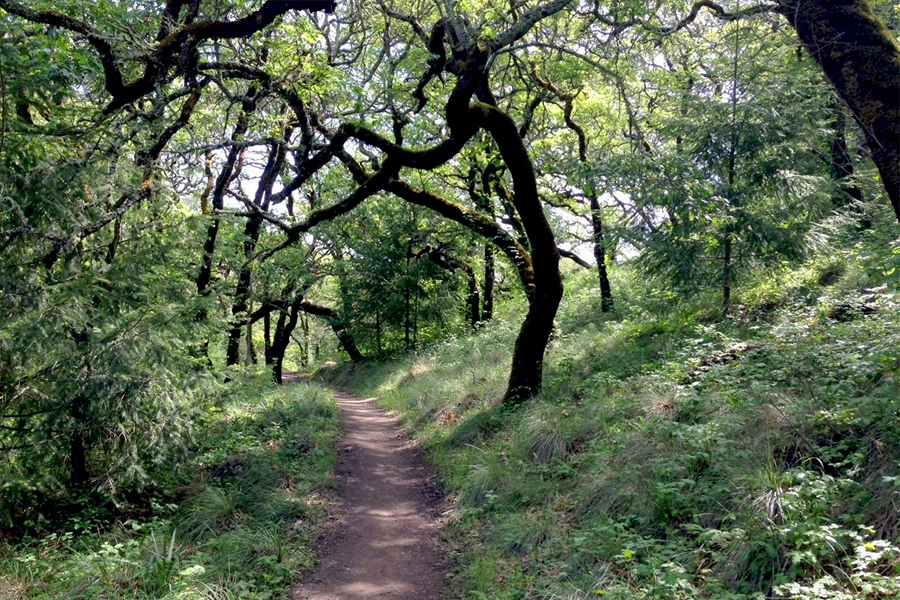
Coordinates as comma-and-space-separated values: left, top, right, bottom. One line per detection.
778, 0, 900, 221
480, 104, 564, 406
380, 102, 562, 402
336, 37, 567, 406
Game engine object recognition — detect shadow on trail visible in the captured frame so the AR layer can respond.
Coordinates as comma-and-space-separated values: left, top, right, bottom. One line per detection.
291, 391, 447, 600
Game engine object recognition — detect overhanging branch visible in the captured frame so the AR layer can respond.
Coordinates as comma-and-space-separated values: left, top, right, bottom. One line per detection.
0, 0, 336, 113
654, 1, 778, 34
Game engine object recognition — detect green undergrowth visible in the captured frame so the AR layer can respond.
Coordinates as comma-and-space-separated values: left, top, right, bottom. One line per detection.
0, 381, 340, 600
327, 239, 900, 599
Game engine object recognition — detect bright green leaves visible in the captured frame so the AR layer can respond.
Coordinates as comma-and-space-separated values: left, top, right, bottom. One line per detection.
602, 19, 836, 306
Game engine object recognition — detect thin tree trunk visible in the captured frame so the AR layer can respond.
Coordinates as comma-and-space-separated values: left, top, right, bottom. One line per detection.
69, 396, 88, 487
828, 96, 870, 227
245, 313, 256, 366
375, 309, 382, 358
270, 296, 304, 384
474, 164, 495, 323
226, 215, 260, 366
300, 312, 309, 367
416, 247, 481, 331
256, 298, 362, 367
70, 329, 90, 487
466, 267, 480, 331
589, 193, 614, 312
413, 271, 419, 345
830, 98, 863, 207
723, 32, 738, 317
723, 230, 732, 315
227, 133, 285, 366
532, 73, 614, 311
482, 244, 494, 322
196, 89, 256, 302
264, 312, 272, 364
404, 242, 412, 351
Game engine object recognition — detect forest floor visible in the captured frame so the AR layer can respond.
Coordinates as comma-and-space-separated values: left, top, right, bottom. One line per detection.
290, 388, 448, 600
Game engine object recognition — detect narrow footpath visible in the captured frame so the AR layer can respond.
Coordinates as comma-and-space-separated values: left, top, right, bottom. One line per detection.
291, 390, 447, 600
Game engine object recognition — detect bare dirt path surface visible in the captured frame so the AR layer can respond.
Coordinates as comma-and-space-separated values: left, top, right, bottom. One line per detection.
291, 390, 448, 600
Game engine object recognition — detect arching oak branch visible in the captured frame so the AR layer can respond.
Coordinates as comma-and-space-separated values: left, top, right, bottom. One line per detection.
0, 0, 336, 113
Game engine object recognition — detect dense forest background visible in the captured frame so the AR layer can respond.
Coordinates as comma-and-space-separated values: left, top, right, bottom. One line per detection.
1, 0, 899, 598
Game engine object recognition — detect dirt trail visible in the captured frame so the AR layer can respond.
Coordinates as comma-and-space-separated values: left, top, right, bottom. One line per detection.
291, 390, 447, 600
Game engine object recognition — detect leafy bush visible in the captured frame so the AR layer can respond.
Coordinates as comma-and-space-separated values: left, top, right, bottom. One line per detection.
0, 383, 339, 600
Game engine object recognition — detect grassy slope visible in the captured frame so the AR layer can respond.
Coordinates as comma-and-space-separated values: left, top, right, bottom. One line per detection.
0, 381, 340, 600
329, 236, 900, 599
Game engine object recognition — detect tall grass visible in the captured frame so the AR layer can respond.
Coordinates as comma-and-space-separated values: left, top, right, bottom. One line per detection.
0, 381, 339, 600
330, 238, 900, 599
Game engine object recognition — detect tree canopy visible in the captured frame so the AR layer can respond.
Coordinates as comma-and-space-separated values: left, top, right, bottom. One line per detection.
0, 0, 897, 504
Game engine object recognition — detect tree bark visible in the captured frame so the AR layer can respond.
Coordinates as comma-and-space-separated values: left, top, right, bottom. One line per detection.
299, 312, 309, 367
405, 242, 412, 350
69, 329, 91, 487
264, 312, 272, 364
479, 103, 564, 406
777, 0, 900, 221
226, 215, 260, 366
245, 315, 256, 365
69, 396, 88, 487
269, 296, 304, 384
376, 309, 383, 358
723, 230, 733, 315
464, 265, 480, 331
474, 165, 495, 322
482, 244, 495, 322
590, 193, 614, 312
